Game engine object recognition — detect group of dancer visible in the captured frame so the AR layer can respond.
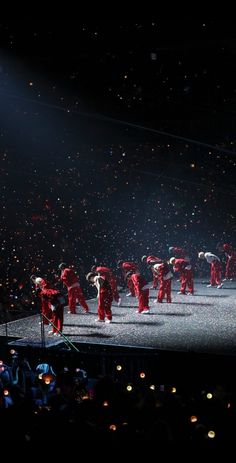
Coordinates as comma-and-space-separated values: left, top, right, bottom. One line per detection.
31, 243, 236, 336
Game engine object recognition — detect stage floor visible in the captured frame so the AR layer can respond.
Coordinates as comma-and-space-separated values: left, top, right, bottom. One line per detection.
1, 279, 236, 354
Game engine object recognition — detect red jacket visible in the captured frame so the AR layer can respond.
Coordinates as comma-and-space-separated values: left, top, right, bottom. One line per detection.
130, 273, 148, 296
146, 256, 162, 265
154, 263, 172, 280
173, 259, 192, 273
96, 266, 111, 276
222, 243, 236, 257
60, 268, 78, 287
121, 262, 138, 273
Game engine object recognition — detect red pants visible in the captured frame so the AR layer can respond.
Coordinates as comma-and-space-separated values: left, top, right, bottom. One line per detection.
68, 286, 89, 314
98, 289, 113, 321
137, 289, 149, 313
158, 279, 172, 303
225, 257, 236, 279
110, 276, 120, 302
152, 273, 159, 289
127, 278, 136, 296
41, 299, 52, 325
51, 305, 64, 333
210, 261, 222, 286
179, 270, 194, 294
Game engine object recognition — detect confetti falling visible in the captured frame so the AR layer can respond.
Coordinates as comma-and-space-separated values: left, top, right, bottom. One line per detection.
0, 21, 236, 316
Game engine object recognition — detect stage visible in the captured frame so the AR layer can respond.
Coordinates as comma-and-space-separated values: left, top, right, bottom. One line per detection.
0, 278, 235, 355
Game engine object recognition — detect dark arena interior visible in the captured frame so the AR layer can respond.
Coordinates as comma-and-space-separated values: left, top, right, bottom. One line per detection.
0, 20, 236, 445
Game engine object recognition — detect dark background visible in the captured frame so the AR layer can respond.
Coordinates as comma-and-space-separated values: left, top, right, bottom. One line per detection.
0, 20, 236, 301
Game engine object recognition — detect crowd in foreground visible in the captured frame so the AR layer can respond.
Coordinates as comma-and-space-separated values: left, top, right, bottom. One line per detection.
0, 348, 235, 442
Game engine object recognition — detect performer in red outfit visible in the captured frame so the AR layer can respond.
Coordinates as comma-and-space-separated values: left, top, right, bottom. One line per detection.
118, 261, 138, 296
141, 255, 162, 289
92, 265, 121, 305
153, 262, 173, 303
33, 277, 65, 335
222, 243, 236, 280
31, 276, 52, 325
126, 271, 150, 313
59, 263, 89, 314
86, 272, 113, 323
40, 285, 65, 336
169, 257, 194, 294
198, 252, 223, 288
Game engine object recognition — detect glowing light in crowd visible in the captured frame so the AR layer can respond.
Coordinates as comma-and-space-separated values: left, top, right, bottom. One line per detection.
190, 416, 198, 423
109, 424, 117, 431
42, 373, 54, 385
